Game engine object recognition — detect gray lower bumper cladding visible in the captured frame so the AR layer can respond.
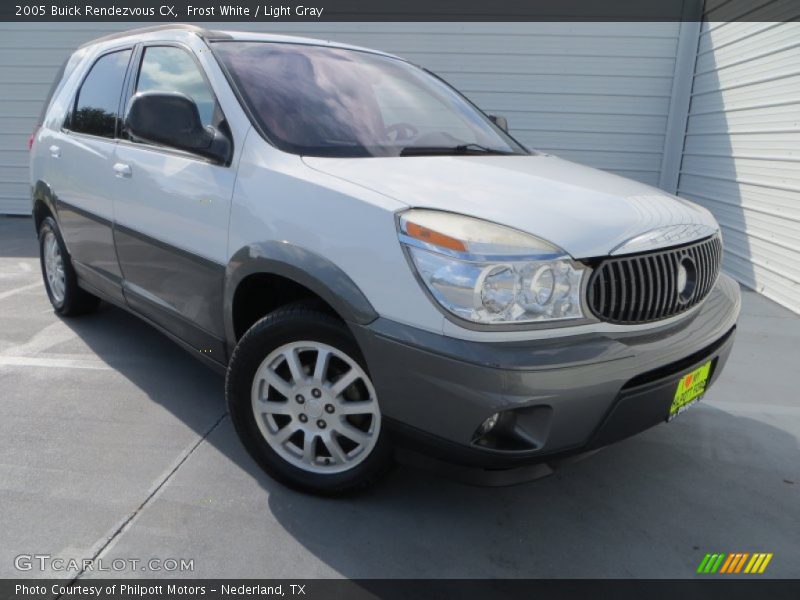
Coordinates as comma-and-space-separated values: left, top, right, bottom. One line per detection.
351, 274, 741, 473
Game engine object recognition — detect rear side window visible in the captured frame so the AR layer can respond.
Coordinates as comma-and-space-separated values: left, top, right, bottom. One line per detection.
38, 52, 77, 128
70, 49, 132, 138
135, 46, 218, 128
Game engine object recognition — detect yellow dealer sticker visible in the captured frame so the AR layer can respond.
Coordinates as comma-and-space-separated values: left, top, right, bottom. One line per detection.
669, 361, 712, 420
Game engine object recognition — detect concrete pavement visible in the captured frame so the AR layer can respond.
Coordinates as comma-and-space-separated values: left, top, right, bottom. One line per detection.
1, 215, 798, 579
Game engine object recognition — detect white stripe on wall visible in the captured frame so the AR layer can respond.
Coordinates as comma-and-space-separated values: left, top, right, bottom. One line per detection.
677, 10, 800, 314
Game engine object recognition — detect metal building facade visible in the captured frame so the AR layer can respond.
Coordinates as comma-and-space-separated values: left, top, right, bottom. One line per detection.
1, 19, 797, 312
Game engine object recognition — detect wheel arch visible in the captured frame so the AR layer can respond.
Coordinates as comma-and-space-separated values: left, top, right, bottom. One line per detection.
31, 180, 59, 234
224, 241, 378, 354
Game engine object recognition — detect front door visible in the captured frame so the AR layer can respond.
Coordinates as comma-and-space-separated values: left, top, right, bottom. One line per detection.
112, 44, 237, 360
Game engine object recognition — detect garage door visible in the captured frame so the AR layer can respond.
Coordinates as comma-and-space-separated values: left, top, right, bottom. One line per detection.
0, 21, 681, 215
677, 4, 800, 313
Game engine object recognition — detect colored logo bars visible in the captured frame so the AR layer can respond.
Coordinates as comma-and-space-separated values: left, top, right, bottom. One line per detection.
697, 553, 773, 574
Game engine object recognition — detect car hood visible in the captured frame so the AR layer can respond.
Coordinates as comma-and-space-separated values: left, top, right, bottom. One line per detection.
302, 154, 718, 258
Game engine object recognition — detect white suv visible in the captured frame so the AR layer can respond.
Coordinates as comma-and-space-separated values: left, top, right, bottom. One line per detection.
30, 25, 740, 494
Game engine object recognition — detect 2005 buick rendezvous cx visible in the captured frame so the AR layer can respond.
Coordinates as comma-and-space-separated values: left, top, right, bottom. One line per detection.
30, 25, 740, 494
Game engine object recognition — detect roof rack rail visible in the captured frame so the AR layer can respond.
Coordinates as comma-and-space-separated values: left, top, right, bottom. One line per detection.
78, 24, 232, 49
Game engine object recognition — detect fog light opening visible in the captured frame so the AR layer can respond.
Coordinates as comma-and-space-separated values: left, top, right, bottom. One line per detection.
471, 406, 549, 451
472, 412, 500, 443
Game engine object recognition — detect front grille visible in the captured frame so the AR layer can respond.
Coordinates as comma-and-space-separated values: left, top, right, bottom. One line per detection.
587, 235, 722, 324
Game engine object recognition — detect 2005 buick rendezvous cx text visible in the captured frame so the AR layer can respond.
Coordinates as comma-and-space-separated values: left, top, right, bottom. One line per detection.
29, 25, 740, 494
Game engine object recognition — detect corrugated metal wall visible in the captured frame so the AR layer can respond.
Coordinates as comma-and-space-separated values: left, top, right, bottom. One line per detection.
0, 21, 681, 215
677, 9, 800, 313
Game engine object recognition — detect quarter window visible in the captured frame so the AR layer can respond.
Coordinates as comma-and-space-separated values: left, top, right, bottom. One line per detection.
70, 49, 132, 138
135, 46, 217, 128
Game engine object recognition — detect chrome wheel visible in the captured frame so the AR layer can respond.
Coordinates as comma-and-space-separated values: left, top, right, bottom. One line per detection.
251, 341, 381, 474
43, 230, 65, 304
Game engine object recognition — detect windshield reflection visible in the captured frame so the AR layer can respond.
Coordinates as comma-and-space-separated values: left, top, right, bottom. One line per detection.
213, 42, 526, 158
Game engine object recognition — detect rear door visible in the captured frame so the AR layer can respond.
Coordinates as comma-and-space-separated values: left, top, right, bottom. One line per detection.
49, 47, 133, 302
112, 43, 237, 358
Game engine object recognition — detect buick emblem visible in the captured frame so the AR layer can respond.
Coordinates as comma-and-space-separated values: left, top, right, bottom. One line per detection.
677, 256, 697, 303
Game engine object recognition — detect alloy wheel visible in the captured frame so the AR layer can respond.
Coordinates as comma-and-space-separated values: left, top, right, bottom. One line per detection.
250, 341, 381, 474
43, 230, 65, 304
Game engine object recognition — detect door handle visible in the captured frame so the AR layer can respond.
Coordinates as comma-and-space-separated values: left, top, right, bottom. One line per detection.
113, 162, 132, 178
49, 145, 61, 158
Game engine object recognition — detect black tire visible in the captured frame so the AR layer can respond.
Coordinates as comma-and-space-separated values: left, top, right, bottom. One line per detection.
38, 216, 100, 316
226, 303, 393, 495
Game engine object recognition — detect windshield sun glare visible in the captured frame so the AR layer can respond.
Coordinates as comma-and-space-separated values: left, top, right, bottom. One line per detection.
212, 41, 526, 158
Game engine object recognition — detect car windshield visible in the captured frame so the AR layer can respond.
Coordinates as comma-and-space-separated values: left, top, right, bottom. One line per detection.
212, 41, 527, 158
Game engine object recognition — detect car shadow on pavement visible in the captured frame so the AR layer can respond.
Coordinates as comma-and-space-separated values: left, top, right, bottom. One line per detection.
57, 299, 800, 580
261, 410, 800, 579
60, 301, 228, 437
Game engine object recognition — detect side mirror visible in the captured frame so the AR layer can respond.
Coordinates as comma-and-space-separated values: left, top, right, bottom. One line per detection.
125, 92, 231, 165
489, 114, 509, 132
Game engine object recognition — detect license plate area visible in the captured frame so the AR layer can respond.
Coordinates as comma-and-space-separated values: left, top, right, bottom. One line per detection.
668, 360, 713, 421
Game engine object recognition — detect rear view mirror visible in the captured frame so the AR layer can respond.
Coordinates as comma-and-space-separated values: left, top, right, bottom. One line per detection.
489, 114, 509, 132
125, 92, 231, 165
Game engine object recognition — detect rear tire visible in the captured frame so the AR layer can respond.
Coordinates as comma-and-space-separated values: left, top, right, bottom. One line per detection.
38, 216, 100, 316
226, 303, 393, 495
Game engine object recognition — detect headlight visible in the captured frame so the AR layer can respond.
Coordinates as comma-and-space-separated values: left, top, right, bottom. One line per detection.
398, 209, 587, 325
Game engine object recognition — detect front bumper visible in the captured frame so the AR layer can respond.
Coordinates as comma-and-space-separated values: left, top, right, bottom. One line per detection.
351, 273, 741, 468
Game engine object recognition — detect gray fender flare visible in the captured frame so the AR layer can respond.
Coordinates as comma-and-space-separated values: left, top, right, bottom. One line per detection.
31, 181, 59, 230
224, 241, 378, 352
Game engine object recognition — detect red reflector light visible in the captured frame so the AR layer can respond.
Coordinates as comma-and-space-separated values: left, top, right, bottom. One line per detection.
28, 127, 39, 151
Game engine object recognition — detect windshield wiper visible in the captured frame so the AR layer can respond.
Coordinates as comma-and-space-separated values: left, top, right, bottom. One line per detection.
399, 143, 514, 157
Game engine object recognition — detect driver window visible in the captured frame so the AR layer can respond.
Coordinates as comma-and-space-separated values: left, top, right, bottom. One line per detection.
135, 46, 218, 130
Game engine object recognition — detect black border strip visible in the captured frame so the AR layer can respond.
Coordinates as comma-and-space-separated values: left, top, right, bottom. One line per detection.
3, 0, 796, 22
3, 579, 799, 600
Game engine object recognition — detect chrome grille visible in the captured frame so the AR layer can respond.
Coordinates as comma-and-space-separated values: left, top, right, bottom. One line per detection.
587, 235, 722, 324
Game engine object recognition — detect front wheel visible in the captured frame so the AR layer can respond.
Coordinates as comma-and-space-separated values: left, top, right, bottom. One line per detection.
226, 304, 392, 495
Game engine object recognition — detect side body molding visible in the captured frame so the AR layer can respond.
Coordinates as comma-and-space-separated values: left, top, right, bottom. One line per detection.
224, 241, 379, 353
